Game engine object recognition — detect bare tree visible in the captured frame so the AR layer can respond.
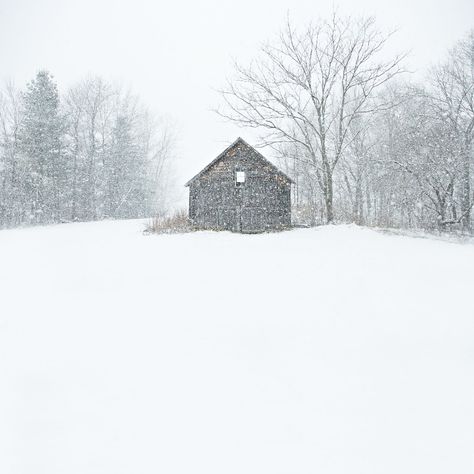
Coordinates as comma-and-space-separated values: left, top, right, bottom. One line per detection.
0, 81, 23, 226
384, 89, 465, 230
63, 76, 176, 223
429, 30, 474, 231
339, 115, 376, 225
218, 12, 406, 223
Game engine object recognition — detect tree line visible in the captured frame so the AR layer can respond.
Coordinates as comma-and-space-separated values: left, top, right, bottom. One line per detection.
1, 15, 473, 235
219, 14, 474, 233
0, 71, 173, 228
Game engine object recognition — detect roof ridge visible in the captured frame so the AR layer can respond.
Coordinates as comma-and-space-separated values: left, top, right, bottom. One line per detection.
185, 137, 294, 186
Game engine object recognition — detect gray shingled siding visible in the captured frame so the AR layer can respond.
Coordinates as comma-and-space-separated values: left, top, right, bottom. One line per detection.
188, 140, 291, 232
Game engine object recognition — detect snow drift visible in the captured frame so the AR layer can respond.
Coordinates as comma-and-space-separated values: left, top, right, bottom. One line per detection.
0, 220, 473, 474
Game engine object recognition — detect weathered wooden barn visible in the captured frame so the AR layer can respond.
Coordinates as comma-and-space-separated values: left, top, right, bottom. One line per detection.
185, 138, 293, 232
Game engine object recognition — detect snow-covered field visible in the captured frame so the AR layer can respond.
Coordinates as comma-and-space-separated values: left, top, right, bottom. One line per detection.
0, 219, 473, 474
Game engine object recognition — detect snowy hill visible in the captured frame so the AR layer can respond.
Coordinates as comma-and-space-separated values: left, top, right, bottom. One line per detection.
0, 220, 473, 474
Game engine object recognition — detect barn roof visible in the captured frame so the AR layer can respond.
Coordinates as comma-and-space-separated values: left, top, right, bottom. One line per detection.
185, 137, 294, 186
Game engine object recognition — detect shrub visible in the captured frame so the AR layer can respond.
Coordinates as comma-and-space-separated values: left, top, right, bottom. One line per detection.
146, 210, 192, 234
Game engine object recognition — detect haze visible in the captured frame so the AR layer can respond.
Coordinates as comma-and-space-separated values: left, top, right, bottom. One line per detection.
1, 0, 473, 202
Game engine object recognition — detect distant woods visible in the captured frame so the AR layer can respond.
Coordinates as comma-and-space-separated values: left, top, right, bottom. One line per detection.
1, 13, 473, 235
0, 72, 173, 228
219, 14, 474, 233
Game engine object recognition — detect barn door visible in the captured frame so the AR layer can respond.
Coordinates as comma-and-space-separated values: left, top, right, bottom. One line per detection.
218, 208, 238, 231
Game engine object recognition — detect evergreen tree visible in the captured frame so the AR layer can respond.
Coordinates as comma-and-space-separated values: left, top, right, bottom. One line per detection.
0, 73, 172, 229
18, 71, 64, 224
107, 114, 147, 218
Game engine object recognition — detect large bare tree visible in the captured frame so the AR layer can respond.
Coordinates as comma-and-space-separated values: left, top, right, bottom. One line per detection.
218, 13, 406, 223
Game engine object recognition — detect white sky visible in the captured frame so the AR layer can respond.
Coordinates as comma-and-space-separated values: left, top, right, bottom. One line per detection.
1, 0, 473, 203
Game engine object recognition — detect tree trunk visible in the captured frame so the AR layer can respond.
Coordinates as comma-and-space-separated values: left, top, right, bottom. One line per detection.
325, 176, 334, 223
460, 147, 471, 232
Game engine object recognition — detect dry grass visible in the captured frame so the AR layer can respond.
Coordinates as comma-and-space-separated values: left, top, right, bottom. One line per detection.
146, 210, 193, 234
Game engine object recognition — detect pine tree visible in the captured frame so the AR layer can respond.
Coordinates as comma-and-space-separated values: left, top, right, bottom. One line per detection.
107, 114, 147, 218
19, 71, 64, 224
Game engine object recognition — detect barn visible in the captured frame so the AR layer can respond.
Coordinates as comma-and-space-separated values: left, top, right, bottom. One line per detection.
185, 137, 293, 232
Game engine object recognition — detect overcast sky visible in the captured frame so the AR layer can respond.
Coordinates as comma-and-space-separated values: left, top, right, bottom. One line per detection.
1, 0, 473, 201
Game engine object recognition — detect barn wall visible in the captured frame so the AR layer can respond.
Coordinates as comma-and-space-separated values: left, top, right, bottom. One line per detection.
189, 142, 291, 232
